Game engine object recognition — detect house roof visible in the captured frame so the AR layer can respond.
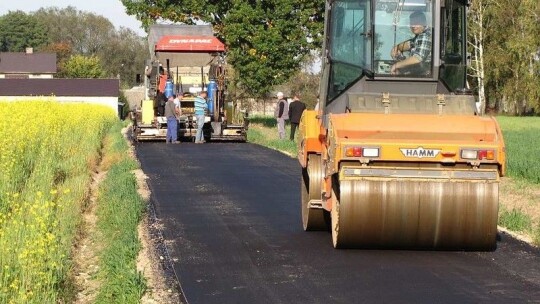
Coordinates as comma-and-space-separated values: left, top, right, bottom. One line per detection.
0, 52, 57, 74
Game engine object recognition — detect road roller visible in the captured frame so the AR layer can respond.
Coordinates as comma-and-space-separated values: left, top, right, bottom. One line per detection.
298, 0, 506, 250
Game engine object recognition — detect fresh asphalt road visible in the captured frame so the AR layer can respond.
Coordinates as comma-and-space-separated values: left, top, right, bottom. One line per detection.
135, 142, 540, 304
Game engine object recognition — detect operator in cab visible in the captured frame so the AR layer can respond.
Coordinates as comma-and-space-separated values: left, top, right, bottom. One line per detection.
390, 11, 432, 76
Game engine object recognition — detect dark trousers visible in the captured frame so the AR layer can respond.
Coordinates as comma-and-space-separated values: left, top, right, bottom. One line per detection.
156, 92, 166, 116
290, 122, 299, 140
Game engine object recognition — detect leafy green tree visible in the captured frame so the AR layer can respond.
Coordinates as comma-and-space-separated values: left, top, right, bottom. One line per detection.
480, 0, 540, 114
121, 0, 324, 96
0, 11, 48, 52
63, 55, 105, 78
34, 6, 146, 87
34, 7, 115, 55
285, 55, 321, 110
98, 27, 148, 88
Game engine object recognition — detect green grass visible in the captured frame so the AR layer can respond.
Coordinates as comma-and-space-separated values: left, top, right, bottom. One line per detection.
94, 122, 147, 303
493, 117, 540, 244
498, 208, 532, 233
248, 115, 298, 156
496, 116, 540, 184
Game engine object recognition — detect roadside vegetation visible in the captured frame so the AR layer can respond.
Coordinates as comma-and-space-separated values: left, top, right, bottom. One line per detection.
248, 116, 298, 156
497, 117, 540, 244
0, 101, 146, 303
0, 101, 116, 302
94, 122, 146, 303
249, 115, 540, 246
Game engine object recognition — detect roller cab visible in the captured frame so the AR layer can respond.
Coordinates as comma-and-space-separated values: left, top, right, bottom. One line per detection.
299, 0, 506, 250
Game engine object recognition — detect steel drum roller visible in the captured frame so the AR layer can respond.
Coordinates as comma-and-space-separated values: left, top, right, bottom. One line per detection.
331, 178, 499, 250
302, 154, 328, 231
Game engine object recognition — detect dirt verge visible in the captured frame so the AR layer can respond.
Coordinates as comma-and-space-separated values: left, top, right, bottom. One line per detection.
72, 169, 106, 303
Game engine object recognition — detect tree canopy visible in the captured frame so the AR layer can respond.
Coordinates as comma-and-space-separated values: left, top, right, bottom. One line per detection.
0, 11, 48, 52
26, 7, 148, 87
0, 8, 146, 87
469, 0, 540, 115
63, 55, 105, 78
121, 0, 324, 96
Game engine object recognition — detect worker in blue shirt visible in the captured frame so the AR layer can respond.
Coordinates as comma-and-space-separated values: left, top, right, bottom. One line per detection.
194, 91, 208, 144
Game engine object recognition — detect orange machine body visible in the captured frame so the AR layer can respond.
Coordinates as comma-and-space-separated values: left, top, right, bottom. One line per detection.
299, 110, 506, 211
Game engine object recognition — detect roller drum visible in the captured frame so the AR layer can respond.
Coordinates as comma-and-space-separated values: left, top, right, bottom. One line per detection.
332, 178, 498, 250
302, 154, 328, 231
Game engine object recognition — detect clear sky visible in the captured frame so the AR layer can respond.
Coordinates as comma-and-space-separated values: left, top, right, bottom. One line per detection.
0, 0, 146, 36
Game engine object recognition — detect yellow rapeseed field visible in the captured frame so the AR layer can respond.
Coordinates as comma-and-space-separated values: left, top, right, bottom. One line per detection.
0, 100, 116, 303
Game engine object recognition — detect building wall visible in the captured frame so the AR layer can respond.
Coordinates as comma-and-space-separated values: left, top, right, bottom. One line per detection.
0, 96, 119, 115
0, 74, 54, 79
0, 79, 120, 115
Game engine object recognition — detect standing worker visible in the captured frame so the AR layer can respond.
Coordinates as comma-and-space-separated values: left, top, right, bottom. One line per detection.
173, 94, 182, 116
165, 95, 180, 144
157, 66, 168, 116
274, 92, 289, 139
194, 91, 208, 144
288, 93, 306, 141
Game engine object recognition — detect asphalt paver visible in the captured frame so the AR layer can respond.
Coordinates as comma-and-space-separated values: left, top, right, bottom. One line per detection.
135, 142, 540, 304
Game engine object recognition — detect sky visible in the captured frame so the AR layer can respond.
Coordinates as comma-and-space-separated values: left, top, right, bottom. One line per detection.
0, 0, 146, 36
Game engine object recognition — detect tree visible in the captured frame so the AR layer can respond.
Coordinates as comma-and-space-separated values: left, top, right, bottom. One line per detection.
285, 53, 321, 110
40, 42, 74, 77
98, 27, 148, 88
34, 7, 147, 87
468, 0, 488, 115
0, 11, 48, 52
481, 0, 540, 115
34, 7, 115, 55
121, 0, 324, 96
63, 55, 105, 78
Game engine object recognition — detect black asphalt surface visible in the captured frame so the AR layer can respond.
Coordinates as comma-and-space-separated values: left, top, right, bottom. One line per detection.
135, 142, 540, 304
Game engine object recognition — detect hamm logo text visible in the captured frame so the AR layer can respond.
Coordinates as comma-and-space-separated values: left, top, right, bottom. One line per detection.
400, 147, 441, 158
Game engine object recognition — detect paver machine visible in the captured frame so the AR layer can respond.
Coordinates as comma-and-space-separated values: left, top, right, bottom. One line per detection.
132, 24, 248, 142
299, 0, 506, 250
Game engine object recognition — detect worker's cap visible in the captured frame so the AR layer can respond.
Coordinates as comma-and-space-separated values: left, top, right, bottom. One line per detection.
277, 92, 284, 98
409, 11, 427, 26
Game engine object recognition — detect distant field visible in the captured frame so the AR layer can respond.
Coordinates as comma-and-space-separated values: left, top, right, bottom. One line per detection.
496, 116, 540, 244
496, 116, 540, 184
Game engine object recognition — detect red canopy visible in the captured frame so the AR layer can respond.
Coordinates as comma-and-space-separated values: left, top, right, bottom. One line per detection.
155, 35, 225, 52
